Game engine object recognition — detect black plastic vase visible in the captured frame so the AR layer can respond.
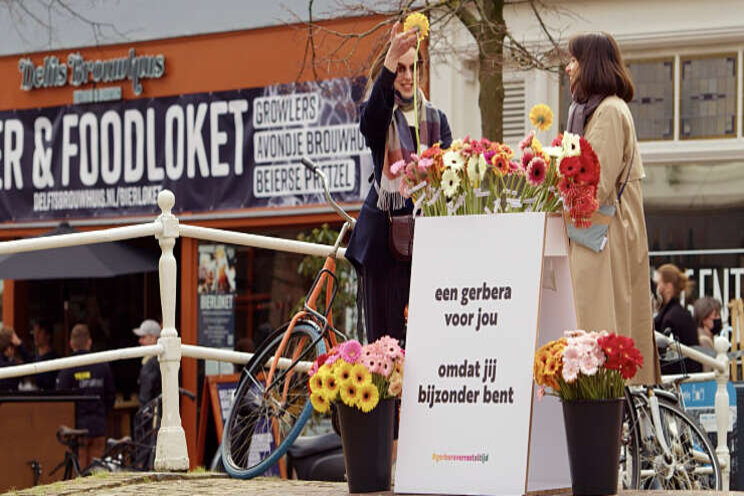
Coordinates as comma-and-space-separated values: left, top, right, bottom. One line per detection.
562, 398, 624, 496
336, 398, 395, 493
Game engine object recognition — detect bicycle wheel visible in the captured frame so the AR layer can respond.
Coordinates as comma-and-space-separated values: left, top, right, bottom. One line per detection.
222, 321, 326, 479
619, 390, 640, 489
631, 397, 721, 490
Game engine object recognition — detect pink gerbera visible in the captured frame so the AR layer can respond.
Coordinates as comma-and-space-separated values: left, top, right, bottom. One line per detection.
526, 157, 547, 186
417, 157, 434, 171
339, 340, 363, 364
519, 130, 535, 151
390, 159, 406, 176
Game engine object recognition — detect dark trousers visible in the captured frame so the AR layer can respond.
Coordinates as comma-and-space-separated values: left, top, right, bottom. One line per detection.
359, 259, 411, 344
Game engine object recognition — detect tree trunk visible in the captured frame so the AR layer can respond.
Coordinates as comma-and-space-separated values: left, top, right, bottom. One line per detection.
478, 0, 505, 142
479, 49, 504, 141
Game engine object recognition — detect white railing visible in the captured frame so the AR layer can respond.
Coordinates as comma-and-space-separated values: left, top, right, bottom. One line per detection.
0, 190, 324, 471
0, 190, 734, 486
656, 330, 731, 488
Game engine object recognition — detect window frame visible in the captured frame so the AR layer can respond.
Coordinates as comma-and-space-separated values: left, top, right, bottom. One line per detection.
678, 52, 739, 141
625, 56, 676, 142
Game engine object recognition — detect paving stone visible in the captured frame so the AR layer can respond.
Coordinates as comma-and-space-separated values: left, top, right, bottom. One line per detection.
4, 473, 744, 496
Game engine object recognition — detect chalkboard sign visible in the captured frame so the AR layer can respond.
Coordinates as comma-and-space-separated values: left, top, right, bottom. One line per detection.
197, 373, 240, 465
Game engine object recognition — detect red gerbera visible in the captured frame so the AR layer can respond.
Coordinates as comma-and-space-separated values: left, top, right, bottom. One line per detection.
559, 155, 580, 177
551, 133, 564, 147
521, 149, 534, 170
598, 333, 644, 380
526, 157, 547, 186
576, 138, 600, 184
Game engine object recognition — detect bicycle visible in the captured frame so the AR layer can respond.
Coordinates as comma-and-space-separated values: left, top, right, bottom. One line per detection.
619, 333, 722, 490
51, 389, 195, 479
221, 157, 355, 479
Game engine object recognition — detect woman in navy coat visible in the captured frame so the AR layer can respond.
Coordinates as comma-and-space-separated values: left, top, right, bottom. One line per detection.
345, 21, 452, 343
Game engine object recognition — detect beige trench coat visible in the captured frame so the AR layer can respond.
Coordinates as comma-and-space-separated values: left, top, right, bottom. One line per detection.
568, 96, 661, 385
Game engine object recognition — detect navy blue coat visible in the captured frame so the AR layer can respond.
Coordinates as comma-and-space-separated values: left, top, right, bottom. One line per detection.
346, 67, 452, 341
346, 67, 452, 272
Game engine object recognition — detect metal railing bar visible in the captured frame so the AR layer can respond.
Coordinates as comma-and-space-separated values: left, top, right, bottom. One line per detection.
0, 344, 162, 380
0, 222, 161, 255
179, 224, 347, 260
661, 371, 717, 384
181, 345, 312, 373
655, 331, 726, 373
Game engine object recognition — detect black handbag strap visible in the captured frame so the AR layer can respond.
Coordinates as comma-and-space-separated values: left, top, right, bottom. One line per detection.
616, 150, 634, 202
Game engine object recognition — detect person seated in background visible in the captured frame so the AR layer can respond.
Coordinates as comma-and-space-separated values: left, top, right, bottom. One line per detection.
133, 319, 162, 406
56, 323, 115, 468
0, 325, 20, 392
653, 264, 701, 374
693, 297, 723, 368
31, 319, 59, 390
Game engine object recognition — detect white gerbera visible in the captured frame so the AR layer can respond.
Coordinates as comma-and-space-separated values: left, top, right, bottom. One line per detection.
442, 150, 466, 171
562, 132, 581, 157
542, 145, 563, 158
441, 168, 461, 197
466, 156, 486, 185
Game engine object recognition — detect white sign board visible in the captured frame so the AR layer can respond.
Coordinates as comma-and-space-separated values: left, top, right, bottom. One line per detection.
395, 213, 573, 495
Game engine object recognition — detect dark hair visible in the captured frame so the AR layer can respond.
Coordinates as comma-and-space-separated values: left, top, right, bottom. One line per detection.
693, 297, 722, 327
568, 32, 634, 103
0, 326, 13, 353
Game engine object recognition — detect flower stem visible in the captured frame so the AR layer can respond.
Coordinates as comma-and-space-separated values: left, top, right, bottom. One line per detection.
413, 37, 422, 155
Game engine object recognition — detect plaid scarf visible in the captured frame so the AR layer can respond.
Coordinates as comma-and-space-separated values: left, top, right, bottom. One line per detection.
377, 89, 441, 211
566, 94, 604, 135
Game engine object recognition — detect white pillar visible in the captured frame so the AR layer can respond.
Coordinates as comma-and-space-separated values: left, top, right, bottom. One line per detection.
714, 334, 731, 489
153, 190, 189, 471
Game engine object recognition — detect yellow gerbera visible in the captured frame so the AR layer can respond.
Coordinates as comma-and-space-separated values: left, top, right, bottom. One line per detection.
310, 391, 330, 413
403, 12, 429, 40
309, 371, 325, 393
317, 363, 332, 376
340, 382, 359, 407
529, 104, 554, 132
357, 383, 380, 413
334, 360, 353, 385
351, 363, 372, 388
323, 372, 340, 400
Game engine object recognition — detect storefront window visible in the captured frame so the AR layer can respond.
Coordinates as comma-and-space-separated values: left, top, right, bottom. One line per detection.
646, 206, 744, 321
627, 59, 674, 141
199, 223, 357, 358
680, 54, 738, 139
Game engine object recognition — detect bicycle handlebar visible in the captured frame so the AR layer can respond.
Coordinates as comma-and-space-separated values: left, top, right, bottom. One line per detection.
301, 157, 356, 227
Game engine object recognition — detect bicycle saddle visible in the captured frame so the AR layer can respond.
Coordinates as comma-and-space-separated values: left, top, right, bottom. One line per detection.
58, 425, 89, 438
57, 425, 89, 448
105, 436, 132, 449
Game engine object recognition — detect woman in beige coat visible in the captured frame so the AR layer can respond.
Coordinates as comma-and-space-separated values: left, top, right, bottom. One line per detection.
565, 32, 660, 385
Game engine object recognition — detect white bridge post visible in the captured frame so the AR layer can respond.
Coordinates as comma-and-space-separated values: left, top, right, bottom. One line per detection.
714, 334, 731, 489
153, 190, 189, 471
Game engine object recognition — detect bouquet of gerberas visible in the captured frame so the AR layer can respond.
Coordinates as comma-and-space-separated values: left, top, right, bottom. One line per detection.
534, 330, 644, 401
308, 336, 404, 414
393, 104, 602, 225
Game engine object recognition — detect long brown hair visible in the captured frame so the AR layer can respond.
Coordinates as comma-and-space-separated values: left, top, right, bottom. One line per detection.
568, 32, 634, 103
657, 263, 693, 300
365, 37, 426, 97
366, 39, 392, 96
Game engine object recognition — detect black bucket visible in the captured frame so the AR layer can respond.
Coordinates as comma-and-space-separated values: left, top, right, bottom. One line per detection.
562, 398, 624, 496
337, 397, 395, 493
